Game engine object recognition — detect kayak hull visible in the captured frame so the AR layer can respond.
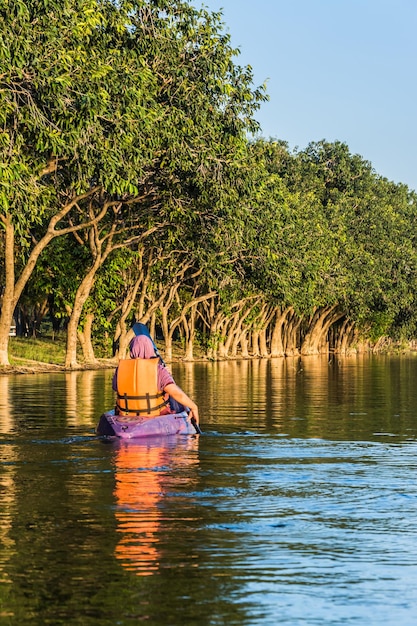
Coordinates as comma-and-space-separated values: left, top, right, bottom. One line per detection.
96, 409, 197, 439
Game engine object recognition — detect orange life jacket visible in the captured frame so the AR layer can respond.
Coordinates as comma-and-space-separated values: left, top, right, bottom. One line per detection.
116, 358, 167, 416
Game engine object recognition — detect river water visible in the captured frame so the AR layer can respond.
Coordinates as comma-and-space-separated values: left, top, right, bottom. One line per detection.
1, 354, 417, 625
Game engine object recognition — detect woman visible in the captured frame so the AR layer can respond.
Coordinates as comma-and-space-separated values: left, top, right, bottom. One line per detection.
113, 335, 199, 425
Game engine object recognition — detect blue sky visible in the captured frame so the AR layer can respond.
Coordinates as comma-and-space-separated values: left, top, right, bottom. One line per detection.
191, 0, 417, 191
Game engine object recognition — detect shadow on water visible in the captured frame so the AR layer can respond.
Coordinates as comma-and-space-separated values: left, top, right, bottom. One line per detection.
1, 355, 417, 624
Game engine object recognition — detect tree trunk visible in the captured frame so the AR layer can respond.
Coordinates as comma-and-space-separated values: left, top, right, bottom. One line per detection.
223, 309, 244, 356
183, 305, 197, 361
65, 260, 101, 369
239, 331, 250, 358
149, 314, 156, 342
333, 317, 351, 353
164, 334, 173, 362
251, 330, 260, 356
217, 318, 228, 359
77, 313, 97, 363
251, 303, 274, 358
284, 310, 302, 356
117, 317, 129, 359
259, 329, 269, 357
270, 307, 290, 357
160, 307, 173, 362
206, 309, 223, 359
339, 321, 355, 354
0, 190, 101, 366
226, 299, 261, 358
0, 216, 15, 365
230, 331, 241, 358
301, 305, 344, 355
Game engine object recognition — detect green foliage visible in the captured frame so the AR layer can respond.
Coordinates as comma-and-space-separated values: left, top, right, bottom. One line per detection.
1, 1, 417, 357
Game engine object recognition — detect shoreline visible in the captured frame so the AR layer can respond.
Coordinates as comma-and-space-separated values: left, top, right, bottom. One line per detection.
0, 359, 118, 376
2, 348, 417, 376
0, 354, 211, 376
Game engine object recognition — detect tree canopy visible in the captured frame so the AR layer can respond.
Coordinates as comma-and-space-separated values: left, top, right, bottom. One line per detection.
1, 1, 417, 365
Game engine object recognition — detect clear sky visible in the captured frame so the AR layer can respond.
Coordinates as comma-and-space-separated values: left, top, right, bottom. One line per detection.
191, 0, 417, 191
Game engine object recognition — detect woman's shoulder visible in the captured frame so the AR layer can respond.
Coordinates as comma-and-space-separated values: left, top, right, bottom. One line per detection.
158, 364, 175, 386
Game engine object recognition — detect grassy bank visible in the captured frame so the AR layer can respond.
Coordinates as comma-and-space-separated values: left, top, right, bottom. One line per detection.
2, 334, 198, 374
3, 335, 116, 374
9, 335, 67, 366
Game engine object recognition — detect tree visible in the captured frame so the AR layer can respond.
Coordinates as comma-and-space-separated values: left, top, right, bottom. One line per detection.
0, 0, 266, 366
0, 0, 161, 364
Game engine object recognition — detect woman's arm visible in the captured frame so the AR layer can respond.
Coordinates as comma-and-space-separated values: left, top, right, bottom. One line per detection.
164, 383, 199, 424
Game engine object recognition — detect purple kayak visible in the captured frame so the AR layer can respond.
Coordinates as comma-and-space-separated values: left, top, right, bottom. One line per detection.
96, 409, 198, 439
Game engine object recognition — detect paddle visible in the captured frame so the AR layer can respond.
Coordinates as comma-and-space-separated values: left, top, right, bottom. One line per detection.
190, 416, 202, 435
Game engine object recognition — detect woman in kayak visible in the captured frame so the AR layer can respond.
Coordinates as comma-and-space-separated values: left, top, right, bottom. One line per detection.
112, 334, 199, 425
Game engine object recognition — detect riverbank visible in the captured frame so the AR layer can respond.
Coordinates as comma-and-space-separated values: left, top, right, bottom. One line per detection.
1, 335, 116, 375
0, 358, 118, 376
2, 334, 416, 376
0, 334, 203, 375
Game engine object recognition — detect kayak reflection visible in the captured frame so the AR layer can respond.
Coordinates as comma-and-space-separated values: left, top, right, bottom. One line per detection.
113, 435, 199, 576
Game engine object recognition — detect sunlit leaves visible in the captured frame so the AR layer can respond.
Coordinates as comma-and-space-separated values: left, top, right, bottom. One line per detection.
3, 0, 416, 355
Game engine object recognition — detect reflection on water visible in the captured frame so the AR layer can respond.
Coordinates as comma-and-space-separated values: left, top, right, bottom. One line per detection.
0, 442, 16, 590
0, 355, 417, 625
180, 354, 417, 441
113, 436, 199, 576
0, 369, 115, 435
0, 376, 11, 431
65, 370, 99, 422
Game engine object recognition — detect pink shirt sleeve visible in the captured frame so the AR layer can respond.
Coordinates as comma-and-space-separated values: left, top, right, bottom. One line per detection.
157, 364, 175, 390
